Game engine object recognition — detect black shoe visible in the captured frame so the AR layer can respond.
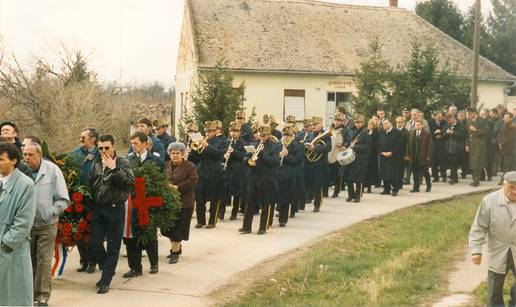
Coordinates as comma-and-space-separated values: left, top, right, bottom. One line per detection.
97, 284, 109, 294
279, 223, 286, 227
195, 224, 205, 229
169, 253, 179, 264
331, 193, 339, 198
150, 266, 158, 274
257, 229, 266, 235
425, 186, 432, 192
391, 191, 398, 197
289, 213, 295, 218
470, 182, 480, 187
35, 300, 48, 306
238, 228, 251, 234
410, 189, 419, 193
86, 264, 96, 274
380, 190, 391, 195
123, 269, 143, 278
229, 215, 237, 220
76, 264, 88, 272
313, 207, 320, 213
432, 178, 439, 183
206, 224, 216, 229
346, 198, 353, 202
352, 199, 361, 203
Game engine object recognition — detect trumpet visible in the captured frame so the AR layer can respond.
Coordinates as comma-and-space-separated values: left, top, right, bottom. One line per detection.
223, 139, 235, 171
190, 137, 207, 154
248, 141, 265, 167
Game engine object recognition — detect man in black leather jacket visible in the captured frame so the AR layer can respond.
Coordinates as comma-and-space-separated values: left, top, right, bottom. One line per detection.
89, 134, 134, 294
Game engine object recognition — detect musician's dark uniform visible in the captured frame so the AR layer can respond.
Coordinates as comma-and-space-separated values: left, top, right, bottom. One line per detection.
342, 126, 370, 202
443, 120, 466, 183
222, 138, 247, 220
296, 129, 311, 209
278, 139, 303, 226
378, 128, 404, 195
305, 130, 332, 212
191, 135, 228, 227
240, 122, 254, 144
240, 137, 281, 234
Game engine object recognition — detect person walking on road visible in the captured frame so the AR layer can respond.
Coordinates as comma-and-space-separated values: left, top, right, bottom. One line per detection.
469, 171, 516, 307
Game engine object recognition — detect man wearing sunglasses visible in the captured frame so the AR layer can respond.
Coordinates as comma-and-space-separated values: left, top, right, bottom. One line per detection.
89, 135, 134, 294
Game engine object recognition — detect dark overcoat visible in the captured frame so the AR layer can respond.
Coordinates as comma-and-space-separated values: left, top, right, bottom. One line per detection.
378, 128, 404, 182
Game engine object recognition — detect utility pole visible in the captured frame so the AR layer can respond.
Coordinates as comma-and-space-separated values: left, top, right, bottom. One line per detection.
471, 0, 481, 107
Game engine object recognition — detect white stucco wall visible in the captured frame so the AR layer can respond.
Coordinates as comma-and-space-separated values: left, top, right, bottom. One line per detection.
478, 81, 511, 110
174, 1, 197, 135
230, 72, 358, 126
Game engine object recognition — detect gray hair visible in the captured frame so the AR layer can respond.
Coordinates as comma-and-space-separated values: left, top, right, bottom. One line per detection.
25, 141, 42, 155
410, 108, 419, 114
167, 142, 187, 155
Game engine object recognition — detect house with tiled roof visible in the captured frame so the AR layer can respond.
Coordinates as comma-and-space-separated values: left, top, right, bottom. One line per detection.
175, 0, 516, 127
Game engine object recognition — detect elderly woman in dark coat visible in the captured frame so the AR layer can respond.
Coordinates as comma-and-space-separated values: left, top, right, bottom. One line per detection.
365, 119, 380, 193
162, 142, 198, 264
342, 115, 371, 203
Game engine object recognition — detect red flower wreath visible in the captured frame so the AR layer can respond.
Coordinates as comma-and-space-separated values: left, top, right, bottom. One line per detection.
73, 233, 82, 241
71, 192, 84, 203
74, 203, 84, 213
77, 220, 88, 233
64, 205, 73, 213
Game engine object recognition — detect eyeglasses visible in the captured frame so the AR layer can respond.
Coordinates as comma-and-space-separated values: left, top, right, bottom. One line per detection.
98, 146, 111, 151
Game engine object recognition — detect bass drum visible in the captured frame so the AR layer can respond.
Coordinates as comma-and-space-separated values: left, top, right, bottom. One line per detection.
337, 147, 356, 166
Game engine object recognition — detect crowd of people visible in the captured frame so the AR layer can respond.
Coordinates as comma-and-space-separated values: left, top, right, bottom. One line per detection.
0, 103, 515, 305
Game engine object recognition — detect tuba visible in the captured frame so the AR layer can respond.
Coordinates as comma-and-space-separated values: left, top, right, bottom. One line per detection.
305, 128, 333, 162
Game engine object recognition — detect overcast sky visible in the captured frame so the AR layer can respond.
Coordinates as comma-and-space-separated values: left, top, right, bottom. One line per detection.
0, 0, 493, 87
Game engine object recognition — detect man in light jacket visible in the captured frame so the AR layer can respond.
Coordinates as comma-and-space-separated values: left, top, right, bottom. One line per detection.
469, 171, 516, 307
23, 142, 69, 306
0, 143, 36, 306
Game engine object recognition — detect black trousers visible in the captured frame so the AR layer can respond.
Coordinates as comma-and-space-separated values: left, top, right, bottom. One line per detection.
230, 196, 241, 218
432, 142, 445, 180
412, 163, 431, 190
77, 241, 94, 266
383, 180, 399, 193
487, 252, 516, 307
313, 188, 323, 208
124, 238, 158, 271
278, 202, 292, 224
445, 152, 460, 182
347, 182, 363, 200
90, 204, 124, 286
196, 200, 221, 225
242, 202, 274, 232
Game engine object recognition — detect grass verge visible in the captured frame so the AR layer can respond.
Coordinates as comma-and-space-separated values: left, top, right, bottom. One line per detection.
225, 193, 487, 307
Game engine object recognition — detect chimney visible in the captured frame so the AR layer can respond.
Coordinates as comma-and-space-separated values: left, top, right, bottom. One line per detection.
389, 0, 398, 7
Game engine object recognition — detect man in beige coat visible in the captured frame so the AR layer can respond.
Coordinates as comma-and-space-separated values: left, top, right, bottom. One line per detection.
469, 171, 516, 307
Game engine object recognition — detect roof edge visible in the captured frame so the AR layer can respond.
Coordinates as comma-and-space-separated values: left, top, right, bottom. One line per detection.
198, 67, 516, 82
260, 0, 408, 12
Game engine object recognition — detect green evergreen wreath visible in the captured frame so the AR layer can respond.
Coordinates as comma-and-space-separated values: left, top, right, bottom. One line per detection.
130, 161, 181, 244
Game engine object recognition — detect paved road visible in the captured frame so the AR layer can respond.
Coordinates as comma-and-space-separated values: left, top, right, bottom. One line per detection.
50, 178, 499, 306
